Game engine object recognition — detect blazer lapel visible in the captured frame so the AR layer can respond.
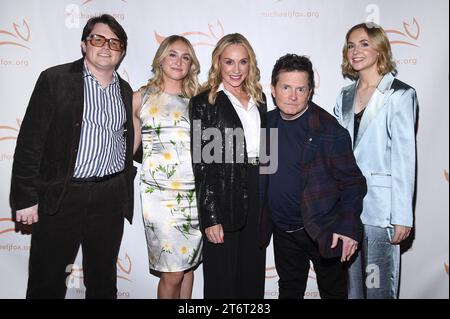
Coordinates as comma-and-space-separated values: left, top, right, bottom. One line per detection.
67, 59, 85, 126
216, 91, 244, 129
258, 98, 267, 128
341, 82, 357, 141
354, 73, 395, 149
216, 91, 247, 163
263, 111, 278, 169
298, 104, 320, 195
65, 59, 86, 177
119, 76, 133, 162
258, 93, 267, 127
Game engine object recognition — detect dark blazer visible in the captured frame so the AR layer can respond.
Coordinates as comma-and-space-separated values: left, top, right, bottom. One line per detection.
189, 90, 267, 232
260, 102, 367, 258
10, 58, 135, 223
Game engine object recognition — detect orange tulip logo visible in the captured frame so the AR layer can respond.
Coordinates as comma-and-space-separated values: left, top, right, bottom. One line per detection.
117, 253, 132, 282
155, 20, 224, 47
308, 266, 316, 280
0, 218, 15, 235
386, 18, 420, 47
445, 262, 448, 275
265, 266, 278, 279
65, 253, 132, 284
0, 20, 31, 50
66, 264, 84, 282
0, 118, 21, 142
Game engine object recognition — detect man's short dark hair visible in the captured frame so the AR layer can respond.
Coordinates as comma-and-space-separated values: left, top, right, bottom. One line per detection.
81, 14, 128, 57
271, 53, 315, 101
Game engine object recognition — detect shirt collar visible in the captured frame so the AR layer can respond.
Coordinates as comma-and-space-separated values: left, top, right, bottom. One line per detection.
217, 83, 226, 93
218, 83, 256, 110
83, 61, 119, 86
279, 104, 309, 121
354, 72, 395, 95
376, 72, 395, 94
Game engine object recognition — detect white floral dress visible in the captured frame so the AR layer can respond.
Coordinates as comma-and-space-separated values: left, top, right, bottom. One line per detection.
139, 87, 202, 272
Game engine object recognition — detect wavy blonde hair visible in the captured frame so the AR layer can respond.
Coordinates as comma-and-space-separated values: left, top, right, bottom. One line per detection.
202, 33, 263, 105
143, 35, 200, 98
342, 22, 397, 80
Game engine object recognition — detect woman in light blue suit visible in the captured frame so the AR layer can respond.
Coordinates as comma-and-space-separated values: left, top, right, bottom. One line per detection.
334, 22, 418, 299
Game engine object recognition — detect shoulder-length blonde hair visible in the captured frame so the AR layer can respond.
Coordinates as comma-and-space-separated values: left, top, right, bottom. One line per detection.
341, 22, 397, 80
202, 33, 263, 105
143, 35, 200, 98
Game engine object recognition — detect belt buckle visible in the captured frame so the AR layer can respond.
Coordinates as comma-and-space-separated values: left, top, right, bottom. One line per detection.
71, 170, 122, 183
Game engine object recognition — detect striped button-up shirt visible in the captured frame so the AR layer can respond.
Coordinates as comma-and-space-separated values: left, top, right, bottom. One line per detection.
73, 63, 126, 178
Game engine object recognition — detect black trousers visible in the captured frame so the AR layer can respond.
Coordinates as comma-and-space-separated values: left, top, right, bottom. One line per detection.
273, 227, 347, 299
202, 166, 266, 299
26, 174, 126, 299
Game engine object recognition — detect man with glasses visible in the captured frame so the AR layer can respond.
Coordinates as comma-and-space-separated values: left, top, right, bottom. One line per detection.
259, 54, 367, 298
10, 14, 135, 299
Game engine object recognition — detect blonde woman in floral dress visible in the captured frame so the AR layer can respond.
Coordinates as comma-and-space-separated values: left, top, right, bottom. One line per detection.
132, 35, 202, 299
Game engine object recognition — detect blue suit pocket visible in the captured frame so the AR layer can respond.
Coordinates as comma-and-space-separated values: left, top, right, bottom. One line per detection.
369, 173, 392, 188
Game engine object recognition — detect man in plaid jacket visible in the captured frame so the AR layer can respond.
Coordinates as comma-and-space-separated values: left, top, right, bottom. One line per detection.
259, 54, 367, 299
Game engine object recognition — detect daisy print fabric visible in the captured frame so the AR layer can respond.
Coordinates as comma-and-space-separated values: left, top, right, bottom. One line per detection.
139, 87, 202, 272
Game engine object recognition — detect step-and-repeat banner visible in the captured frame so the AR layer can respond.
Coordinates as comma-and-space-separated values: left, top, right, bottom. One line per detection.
0, 0, 448, 299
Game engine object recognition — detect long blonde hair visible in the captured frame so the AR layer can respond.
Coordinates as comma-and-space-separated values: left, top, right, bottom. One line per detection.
143, 35, 200, 98
202, 33, 263, 105
342, 22, 397, 80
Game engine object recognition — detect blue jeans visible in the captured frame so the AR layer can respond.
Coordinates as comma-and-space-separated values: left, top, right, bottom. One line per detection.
348, 225, 400, 299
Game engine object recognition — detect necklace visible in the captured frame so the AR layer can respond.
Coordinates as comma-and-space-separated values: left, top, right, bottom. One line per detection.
357, 75, 383, 109
356, 89, 370, 109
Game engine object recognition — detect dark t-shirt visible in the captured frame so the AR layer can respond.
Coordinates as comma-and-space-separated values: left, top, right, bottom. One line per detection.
354, 108, 366, 146
268, 108, 310, 231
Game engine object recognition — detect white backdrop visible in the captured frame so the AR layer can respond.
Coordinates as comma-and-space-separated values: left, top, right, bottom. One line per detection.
0, 0, 448, 299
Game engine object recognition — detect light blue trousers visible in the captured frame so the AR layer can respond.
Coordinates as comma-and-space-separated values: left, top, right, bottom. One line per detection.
348, 225, 400, 299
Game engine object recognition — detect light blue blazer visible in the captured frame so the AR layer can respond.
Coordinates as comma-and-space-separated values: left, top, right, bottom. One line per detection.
334, 73, 418, 228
